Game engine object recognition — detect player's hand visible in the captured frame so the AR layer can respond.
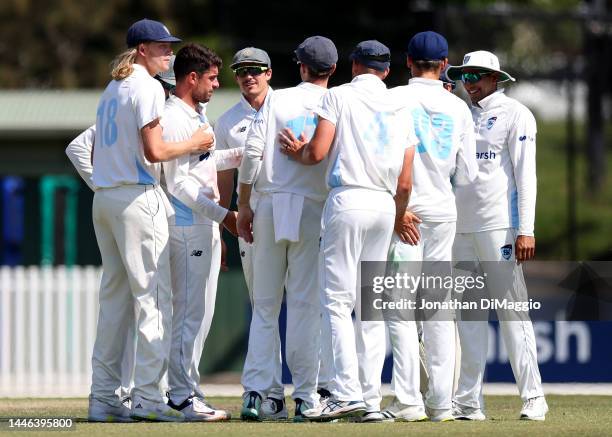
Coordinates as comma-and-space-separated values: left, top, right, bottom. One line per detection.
278, 129, 307, 160
237, 205, 254, 244
223, 210, 238, 237
515, 235, 535, 263
395, 211, 421, 245
191, 126, 215, 152
220, 237, 229, 272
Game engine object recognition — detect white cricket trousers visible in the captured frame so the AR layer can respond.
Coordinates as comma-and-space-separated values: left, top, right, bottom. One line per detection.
453, 228, 544, 408
238, 236, 284, 399
242, 195, 323, 404
91, 185, 172, 405
320, 187, 395, 412
167, 223, 221, 404
387, 221, 456, 410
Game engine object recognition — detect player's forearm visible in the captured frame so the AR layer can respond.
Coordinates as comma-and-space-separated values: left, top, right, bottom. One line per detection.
299, 143, 324, 165
395, 146, 415, 213
237, 182, 253, 209
215, 147, 244, 171
170, 180, 228, 224
217, 169, 235, 210
145, 138, 200, 163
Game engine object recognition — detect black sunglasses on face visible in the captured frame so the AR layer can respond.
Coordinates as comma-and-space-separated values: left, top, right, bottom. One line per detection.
233, 66, 269, 78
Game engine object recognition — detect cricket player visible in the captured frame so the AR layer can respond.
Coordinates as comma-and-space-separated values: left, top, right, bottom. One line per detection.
67, 59, 177, 409
214, 47, 287, 418
161, 43, 243, 422
446, 50, 548, 421
384, 31, 478, 422
88, 18, 213, 422
236, 36, 338, 422
279, 40, 417, 422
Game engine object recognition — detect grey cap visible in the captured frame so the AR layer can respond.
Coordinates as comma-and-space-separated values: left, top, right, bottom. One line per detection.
294, 36, 338, 72
349, 40, 391, 71
230, 47, 271, 69
154, 55, 176, 87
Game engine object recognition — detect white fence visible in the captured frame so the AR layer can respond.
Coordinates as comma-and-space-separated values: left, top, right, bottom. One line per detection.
0, 265, 101, 397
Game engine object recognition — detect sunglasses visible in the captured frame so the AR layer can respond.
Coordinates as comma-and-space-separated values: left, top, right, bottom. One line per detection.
233, 66, 269, 78
461, 72, 492, 84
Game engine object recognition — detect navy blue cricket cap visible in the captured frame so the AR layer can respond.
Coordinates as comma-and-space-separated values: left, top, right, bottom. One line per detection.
349, 40, 390, 71
126, 19, 181, 48
294, 36, 338, 72
407, 31, 448, 61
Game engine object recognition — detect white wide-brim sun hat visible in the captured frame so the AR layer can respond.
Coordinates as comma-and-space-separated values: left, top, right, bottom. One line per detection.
446, 50, 515, 83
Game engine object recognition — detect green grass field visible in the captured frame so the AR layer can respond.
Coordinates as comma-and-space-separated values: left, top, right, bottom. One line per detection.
2, 396, 612, 436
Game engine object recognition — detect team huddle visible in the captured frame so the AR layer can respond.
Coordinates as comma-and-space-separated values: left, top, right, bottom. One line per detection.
65, 18, 548, 423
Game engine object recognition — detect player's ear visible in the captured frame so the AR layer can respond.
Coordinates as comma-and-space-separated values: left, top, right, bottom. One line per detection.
136, 43, 147, 57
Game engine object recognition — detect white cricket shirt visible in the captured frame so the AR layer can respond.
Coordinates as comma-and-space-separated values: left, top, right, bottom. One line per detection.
239, 82, 329, 201
455, 90, 537, 236
391, 78, 478, 222
92, 64, 165, 188
214, 89, 273, 206
162, 95, 242, 226
317, 74, 418, 195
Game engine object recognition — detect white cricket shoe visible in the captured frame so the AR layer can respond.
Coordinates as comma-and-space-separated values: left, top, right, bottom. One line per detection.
168, 396, 230, 422
452, 402, 486, 421
303, 398, 366, 421
260, 397, 288, 420
131, 397, 185, 422
425, 406, 455, 422
381, 399, 427, 422
349, 411, 385, 423
88, 396, 134, 423
520, 396, 548, 421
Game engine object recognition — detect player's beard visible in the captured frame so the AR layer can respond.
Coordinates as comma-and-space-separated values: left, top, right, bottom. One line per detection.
193, 89, 211, 105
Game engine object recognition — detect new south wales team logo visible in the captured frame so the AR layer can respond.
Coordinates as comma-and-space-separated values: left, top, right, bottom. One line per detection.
501, 244, 513, 260
486, 116, 497, 130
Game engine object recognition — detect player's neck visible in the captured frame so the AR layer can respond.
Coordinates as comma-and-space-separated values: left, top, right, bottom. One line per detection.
174, 87, 198, 110
247, 91, 267, 111
307, 77, 329, 88
413, 71, 439, 81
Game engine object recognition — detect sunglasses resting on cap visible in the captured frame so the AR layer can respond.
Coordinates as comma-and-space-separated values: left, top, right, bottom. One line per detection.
233, 66, 269, 78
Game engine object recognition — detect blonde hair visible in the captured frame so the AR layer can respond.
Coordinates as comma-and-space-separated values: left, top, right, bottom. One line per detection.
110, 48, 137, 80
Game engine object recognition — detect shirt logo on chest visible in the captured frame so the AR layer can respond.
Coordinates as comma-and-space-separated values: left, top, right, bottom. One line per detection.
486, 116, 497, 130
238, 126, 247, 133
